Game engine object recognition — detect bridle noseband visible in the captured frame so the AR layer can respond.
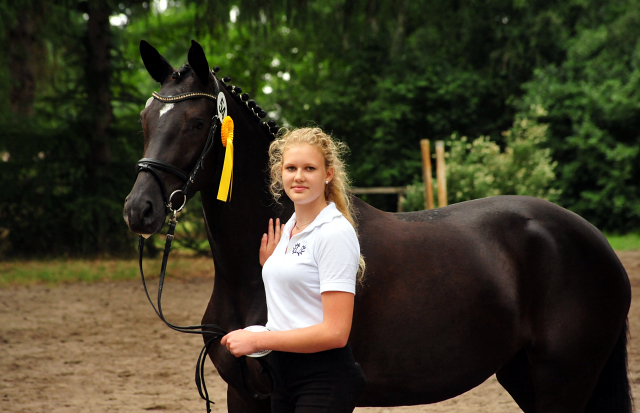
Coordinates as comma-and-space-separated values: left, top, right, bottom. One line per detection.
134, 76, 275, 412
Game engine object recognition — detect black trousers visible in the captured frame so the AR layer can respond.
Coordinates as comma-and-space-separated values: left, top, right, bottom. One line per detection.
269, 345, 366, 413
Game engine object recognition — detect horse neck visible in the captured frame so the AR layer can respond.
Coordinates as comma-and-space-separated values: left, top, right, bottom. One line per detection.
199, 127, 285, 295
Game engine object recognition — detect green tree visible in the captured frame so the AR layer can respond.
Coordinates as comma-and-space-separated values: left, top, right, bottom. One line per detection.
517, 0, 640, 231
3, 0, 640, 257
0, 0, 148, 256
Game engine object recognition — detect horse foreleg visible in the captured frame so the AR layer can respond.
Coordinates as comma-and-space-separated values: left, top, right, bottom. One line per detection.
227, 385, 271, 413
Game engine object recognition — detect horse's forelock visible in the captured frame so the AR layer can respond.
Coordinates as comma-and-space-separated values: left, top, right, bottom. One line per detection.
171, 64, 193, 84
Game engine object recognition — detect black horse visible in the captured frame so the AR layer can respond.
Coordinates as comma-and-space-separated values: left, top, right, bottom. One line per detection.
123, 40, 632, 413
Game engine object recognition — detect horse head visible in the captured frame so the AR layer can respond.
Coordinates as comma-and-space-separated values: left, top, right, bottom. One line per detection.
124, 40, 279, 237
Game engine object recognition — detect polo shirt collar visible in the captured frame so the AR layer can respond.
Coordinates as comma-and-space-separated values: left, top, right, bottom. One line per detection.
286, 202, 342, 237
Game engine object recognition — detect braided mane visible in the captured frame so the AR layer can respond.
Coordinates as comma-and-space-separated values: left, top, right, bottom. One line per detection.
211, 65, 280, 139
170, 62, 281, 138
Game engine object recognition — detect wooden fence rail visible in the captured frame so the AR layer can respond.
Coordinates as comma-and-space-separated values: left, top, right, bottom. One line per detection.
351, 187, 407, 212
351, 139, 447, 212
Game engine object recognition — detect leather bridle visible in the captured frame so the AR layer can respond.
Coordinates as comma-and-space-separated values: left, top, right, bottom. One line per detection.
134, 76, 275, 412
135, 88, 221, 216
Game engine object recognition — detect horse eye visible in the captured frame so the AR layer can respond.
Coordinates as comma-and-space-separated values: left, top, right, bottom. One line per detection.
193, 120, 205, 130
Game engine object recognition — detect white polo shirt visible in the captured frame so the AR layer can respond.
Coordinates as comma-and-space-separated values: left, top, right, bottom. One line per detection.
262, 202, 360, 332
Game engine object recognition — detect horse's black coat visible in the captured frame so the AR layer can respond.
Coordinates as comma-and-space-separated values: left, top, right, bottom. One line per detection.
124, 41, 633, 413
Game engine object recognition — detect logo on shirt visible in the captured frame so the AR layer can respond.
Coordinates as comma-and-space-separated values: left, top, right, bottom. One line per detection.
292, 243, 306, 256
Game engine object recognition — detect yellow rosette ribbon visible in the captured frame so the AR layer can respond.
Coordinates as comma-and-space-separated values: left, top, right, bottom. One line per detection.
217, 116, 234, 201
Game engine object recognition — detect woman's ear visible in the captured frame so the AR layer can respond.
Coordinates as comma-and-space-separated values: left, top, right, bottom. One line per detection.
326, 167, 335, 183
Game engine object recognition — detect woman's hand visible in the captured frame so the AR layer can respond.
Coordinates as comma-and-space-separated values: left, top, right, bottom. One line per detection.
259, 218, 284, 266
221, 329, 259, 357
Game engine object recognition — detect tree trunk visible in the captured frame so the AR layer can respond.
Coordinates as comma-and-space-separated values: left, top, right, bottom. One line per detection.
390, 0, 406, 60
8, 10, 37, 116
85, 0, 113, 172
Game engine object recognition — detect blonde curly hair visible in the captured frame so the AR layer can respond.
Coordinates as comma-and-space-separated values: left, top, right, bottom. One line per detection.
268, 127, 365, 279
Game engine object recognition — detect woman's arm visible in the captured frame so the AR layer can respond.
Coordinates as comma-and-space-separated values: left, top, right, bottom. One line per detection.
221, 291, 354, 356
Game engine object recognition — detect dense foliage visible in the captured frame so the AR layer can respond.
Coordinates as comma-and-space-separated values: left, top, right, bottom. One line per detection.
1, 0, 639, 257
517, 1, 640, 232
402, 112, 559, 211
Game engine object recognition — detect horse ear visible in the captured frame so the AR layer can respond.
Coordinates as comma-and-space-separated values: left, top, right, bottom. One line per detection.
188, 40, 210, 86
140, 40, 174, 84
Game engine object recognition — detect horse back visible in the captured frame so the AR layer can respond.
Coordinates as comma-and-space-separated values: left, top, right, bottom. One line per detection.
354, 195, 629, 307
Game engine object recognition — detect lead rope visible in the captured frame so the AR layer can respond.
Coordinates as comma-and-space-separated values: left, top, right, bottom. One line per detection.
138, 214, 276, 412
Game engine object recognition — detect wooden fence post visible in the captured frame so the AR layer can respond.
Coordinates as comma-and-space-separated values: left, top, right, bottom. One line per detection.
420, 139, 435, 210
435, 140, 447, 207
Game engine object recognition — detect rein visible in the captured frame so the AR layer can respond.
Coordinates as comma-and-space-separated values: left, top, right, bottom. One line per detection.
135, 77, 276, 412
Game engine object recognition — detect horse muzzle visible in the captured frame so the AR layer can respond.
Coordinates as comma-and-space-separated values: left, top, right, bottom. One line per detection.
123, 174, 167, 236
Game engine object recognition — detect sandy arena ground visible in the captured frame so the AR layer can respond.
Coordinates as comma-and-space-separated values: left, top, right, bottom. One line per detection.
1, 252, 639, 413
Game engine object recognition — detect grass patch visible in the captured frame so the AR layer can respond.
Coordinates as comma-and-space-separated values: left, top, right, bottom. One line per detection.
0, 256, 215, 288
2, 233, 638, 288
605, 233, 640, 251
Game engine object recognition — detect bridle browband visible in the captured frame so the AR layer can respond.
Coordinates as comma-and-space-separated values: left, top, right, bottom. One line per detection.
134, 75, 275, 412
152, 90, 219, 103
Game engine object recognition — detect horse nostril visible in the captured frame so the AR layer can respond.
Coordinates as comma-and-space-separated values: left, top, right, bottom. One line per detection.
142, 201, 154, 220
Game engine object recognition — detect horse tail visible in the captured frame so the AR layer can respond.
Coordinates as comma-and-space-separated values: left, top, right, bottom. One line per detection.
585, 319, 633, 413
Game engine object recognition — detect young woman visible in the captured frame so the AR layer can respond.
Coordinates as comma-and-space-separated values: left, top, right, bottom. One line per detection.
221, 127, 366, 412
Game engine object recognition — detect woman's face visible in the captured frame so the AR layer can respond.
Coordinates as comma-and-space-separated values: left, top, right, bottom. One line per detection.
281, 143, 333, 208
